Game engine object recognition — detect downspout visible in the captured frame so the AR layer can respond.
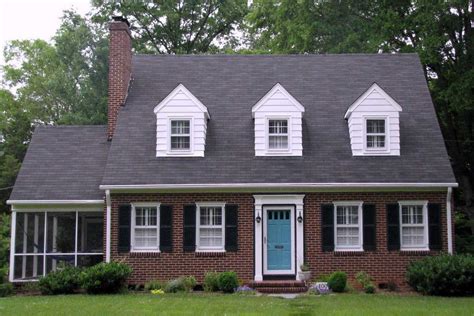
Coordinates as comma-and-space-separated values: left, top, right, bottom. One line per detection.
105, 189, 111, 262
446, 187, 453, 254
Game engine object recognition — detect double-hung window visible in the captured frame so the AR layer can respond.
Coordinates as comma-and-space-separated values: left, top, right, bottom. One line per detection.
366, 119, 386, 150
170, 119, 191, 151
399, 202, 428, 250
268, 119, 289, 150
196, 203, 225, 251
132, 204, 159, 251
334, 202, 363, 251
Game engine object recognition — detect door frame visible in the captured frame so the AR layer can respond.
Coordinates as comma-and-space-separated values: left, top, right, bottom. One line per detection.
263, 205, 295, 275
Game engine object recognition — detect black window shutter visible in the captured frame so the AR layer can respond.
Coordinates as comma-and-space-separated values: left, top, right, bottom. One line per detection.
386, 204, 400, 251
428, 203, 442, 250
321, 204, 334, 252
160, 205, 173, 252
183, 204, 196, 252
363, 204, 376, 251
118, 204, 131, 253
225, 204, 238, 252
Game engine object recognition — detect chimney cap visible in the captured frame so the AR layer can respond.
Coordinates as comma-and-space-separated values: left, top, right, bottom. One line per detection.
112, 16, 130, 27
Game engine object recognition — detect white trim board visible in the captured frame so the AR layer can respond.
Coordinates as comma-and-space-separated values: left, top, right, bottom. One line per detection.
7, 200, 104, 205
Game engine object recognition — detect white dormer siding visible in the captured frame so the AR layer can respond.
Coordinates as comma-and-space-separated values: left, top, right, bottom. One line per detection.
154, 84, 209, 157
252, 84, 305, 156
345, 83, 402, 156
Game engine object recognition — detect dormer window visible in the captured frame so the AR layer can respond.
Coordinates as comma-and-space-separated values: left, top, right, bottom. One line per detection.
170, 119, 191, 151
365, 118, 386, 150
268, 119, 289, 150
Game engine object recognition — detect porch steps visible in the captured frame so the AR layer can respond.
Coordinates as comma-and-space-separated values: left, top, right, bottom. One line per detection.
249, 280, 308, 294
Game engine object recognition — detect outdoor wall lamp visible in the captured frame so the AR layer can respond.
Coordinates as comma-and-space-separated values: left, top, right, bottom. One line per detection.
297, 211, 303, 223
255, 212, 261, 223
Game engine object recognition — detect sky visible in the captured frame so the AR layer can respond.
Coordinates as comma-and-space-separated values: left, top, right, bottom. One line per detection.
0, 0, 92, 66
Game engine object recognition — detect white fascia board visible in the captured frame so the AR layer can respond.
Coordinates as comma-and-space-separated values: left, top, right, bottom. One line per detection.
252, 83, 305, 117
100, 182, 458, 190
344, 82, 402, 119
153, 83, 210, 119
7, 200, 104, 205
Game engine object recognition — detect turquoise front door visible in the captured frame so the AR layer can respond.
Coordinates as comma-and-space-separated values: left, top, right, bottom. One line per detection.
266, 209, 291, 271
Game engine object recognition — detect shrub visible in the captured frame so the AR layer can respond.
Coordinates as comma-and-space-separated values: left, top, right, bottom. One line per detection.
327, 271, 347, 293
406, 254, 474, 296
0, 283, 13, 297
218, 271, 239, 293
38, 264, 82, 295
316, 274, 330, 282
164, 278, 186, 293
203, 272, 220, 292
80, 262, 132, 294
144, 280, 164, 291
182, 276, 196, 292
387, 280, 398, 292
355, 271, 376, 294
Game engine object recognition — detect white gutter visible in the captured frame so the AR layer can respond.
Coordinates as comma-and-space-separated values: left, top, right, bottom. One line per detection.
100, 182, 458, 190
447, 187, 453, 254
7, 200, 104, 205
105, 190, 111, 263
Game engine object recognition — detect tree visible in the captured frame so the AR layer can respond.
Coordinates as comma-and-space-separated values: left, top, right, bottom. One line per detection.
91, 0, 248, 54
0, 11, 109, 212
247, 0, 474, 252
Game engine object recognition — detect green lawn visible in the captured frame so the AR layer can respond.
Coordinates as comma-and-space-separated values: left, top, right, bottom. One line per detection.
0, 293, 473, 316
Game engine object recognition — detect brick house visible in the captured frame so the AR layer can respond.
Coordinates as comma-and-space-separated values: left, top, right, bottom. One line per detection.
7, 17, 457, 290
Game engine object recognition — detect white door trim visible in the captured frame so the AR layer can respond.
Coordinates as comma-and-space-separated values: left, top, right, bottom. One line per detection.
263, 206, 295, 275
254, 194, 305, 281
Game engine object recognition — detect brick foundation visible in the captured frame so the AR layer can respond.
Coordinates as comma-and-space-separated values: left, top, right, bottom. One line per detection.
108, 191, 450, 290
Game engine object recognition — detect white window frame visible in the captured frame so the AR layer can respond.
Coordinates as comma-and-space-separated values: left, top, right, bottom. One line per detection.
399, 201, 429, 251
266, 116, 291, 153
168, 117, 193, 154
131, 203, 160, 252
333, 201, 364, 251
195, 202, 226, 252
363, 116, 390, 153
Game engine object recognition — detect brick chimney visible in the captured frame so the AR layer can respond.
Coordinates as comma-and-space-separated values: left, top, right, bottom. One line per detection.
107, 16, 132, 140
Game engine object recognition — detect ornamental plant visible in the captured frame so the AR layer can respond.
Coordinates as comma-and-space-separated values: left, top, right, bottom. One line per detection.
80, 262, 132, 294
38, 264, 82, 295
327, 271, 347, 293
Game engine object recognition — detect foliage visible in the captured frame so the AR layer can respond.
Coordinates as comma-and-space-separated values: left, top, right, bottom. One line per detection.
80, 262, 132, 294
300, 263, 310, 272
406, 254, 474, 296
0, 214, 10, 272
203, 271, 220, 292
164, 278, 186, 293
316, 274, 330, 282
182, 276, 197, 292
327, 271, 347, 293
355, 271, 376, 294
91, 0, 248, 54
217, 271, 239, 293
144, 280, 164, 291
455, 211, 474, 254
38, 264, 82, 295
0, 283, 13, 297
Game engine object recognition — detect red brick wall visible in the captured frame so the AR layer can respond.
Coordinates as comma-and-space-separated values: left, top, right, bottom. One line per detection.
107, 19, 132, 140
109, 191, 449, 289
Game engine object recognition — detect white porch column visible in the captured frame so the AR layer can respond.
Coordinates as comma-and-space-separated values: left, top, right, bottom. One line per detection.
105, 190, 112, 262
9, 211, 16, 282
295, 201, 304, 281
254, 201, 263, 281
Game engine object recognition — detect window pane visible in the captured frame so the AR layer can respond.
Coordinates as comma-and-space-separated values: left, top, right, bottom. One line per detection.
367, 135, 385, 148
46, 255, 75, 274
402, 205, 423, 224
200, 208, 211, 225
14, 255, 44, 280
336, 206, 358, 224
269, 136, 288, 149
269, 120, 288, 134
77, 212, 103, 253
134, 228, 157, 248
77, 255, 103, 267
199, 228, 222, 247
47, 212, 76, 253
15, 212, 45, 253
336, 227, 359, 246
171, 136, 190, 149
171, 120, 190, 134
367, 120, 385, 133
402, 227, 425, 246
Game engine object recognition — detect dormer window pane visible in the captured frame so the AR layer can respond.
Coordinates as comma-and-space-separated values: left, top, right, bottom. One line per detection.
366, 119, 385, 149
268, 120, 288, 149
170, 120, 190, 150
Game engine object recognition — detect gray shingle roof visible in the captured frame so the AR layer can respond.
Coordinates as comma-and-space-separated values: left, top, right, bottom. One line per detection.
10, 126, 109, 201
102, 54, 456, 186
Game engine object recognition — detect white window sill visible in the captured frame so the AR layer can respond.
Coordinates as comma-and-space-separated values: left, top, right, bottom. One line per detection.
400, 247, 430, 252
196, 249, 226, 253
131, 249, 161, 253
334, 248, 364, 252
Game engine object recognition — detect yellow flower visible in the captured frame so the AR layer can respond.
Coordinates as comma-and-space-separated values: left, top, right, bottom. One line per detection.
151, 289, 165, 295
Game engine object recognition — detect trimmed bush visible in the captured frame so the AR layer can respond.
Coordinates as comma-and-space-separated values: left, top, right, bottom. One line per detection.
0, 283, 13, 297
203, 272, 220, 292
38, 265, 81, 295
328, 271, 347, 293
406, 254, 474, 296
218, 271, 239, 293
80, 262, 132, 294
144, 280, 164, 291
